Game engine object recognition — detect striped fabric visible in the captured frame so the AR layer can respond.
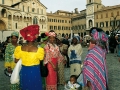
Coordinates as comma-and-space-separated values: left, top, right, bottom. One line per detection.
83, 46, 108, 90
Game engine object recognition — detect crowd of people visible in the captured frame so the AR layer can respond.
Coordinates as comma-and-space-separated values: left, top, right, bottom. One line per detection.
1, 25, 120, 90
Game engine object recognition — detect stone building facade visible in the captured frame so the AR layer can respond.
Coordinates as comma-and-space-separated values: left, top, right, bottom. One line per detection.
71, 0, 120, 35
94, 5, 120, 34
71, 9, 86, 37
47, 10, 73, 37
0, 0, 120, 38
0, 0, 47, 33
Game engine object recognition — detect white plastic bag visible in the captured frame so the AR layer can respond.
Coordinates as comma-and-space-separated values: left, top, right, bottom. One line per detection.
10, 60, 22, 84
77, 73, 84, 87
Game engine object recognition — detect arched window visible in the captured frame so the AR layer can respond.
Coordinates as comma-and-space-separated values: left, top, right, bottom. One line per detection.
88, 20, 93, 28
1, 9, 7, 17
33, 17, 38, 24
32, 8, 35, 12
8, 15, 12, 20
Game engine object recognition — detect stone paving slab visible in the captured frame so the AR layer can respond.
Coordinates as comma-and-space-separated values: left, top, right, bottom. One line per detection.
0, 48, 120, 90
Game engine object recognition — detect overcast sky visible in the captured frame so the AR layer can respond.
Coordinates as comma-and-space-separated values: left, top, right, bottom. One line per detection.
40, 0, 120, 13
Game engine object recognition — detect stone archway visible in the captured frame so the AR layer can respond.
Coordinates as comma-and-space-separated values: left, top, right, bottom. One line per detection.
0, 20, 6, 30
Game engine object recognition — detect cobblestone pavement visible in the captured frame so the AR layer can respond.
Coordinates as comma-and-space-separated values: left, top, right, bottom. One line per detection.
0, 48, 120, 90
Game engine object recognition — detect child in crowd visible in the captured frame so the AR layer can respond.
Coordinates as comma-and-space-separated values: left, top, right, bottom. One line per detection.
88, 38, 96, 50
64, 75, 81, 90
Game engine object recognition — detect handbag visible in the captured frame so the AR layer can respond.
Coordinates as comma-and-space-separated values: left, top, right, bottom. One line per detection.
10, 60, 22, 84
40, 60, 48, 77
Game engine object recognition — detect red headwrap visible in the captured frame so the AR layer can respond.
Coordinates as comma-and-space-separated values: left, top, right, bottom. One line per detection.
20, 25, 39, 41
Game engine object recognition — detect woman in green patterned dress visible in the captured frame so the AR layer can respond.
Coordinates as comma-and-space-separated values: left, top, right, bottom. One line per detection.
4, 31, 20, 90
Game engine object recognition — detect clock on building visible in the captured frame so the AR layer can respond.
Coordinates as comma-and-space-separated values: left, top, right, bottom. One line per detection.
89, 7, 93, 13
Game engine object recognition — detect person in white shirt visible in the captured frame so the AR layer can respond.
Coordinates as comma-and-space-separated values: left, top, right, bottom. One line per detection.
68, 36, 83, 76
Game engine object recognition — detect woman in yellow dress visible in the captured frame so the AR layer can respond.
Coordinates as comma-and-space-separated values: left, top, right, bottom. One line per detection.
14, 25, 44, 90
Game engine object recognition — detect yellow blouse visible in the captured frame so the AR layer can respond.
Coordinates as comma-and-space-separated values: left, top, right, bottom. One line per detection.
14, 46, 44, 66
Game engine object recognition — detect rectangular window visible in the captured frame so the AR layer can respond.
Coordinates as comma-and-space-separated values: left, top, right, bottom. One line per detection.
106, 13, 108, 18
15, 23, 17, 29
69, 27, 71, 30
50, 26, 53, 29
117, 11, 119, 16
58, 26, 59, 30
69, 20, 71, 23
116, 20, 120, 26
54, 19, 56, 22
66, 27, 68, 30
101, 14, 103, 19
96, 23, 98, 27
62, 20, 64, 23
79, 26, 81, 29
37, 8, 39, 14
106, 21, 108, 27
41, 9, 43, 14
65, 20, 67, 23
111, 12, 114, 17
49, 19, 51, 22
52, 19, 53, 22
62, 26, 64, 30
54, 26, 55, 30
64, 27, 66, 30
84, 25, 86, 29
23, 6, 24, 12
110, 21, 114, 26
100, 22, 104, 27
2, 0, 4, 4
58, 26, 61, 30
28, 6, 29, 12
96, 15, 98, 19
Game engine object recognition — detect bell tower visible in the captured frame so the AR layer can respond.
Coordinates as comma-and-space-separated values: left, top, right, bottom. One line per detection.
86, 0, 102, 31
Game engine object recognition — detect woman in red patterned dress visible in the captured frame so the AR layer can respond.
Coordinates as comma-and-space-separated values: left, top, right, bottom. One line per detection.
44, 30, 64, 90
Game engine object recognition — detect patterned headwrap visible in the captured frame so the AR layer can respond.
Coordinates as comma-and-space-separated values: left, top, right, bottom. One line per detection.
91, 29, 108, 42
20, 25, 39, 41
91, 29, 109, 51
11, 31, 19, 37
48, 32, 56, 37
74, 36, 80, 42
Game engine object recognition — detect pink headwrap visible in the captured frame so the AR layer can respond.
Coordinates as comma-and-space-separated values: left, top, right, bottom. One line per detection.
48, 32, 56, 37
91, 29, 108, 42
